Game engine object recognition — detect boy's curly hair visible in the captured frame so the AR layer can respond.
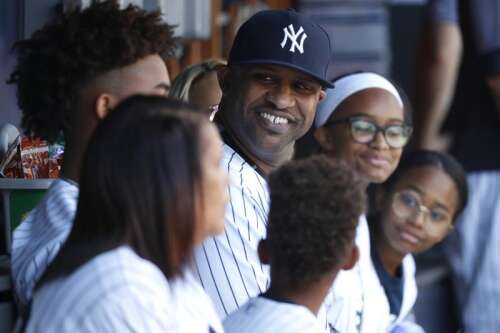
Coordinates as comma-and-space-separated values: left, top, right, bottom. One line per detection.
267, 155, 366, 287
8, 0, 177, 142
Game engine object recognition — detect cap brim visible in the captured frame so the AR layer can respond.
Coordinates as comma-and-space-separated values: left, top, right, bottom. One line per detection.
230, 59, 334, 89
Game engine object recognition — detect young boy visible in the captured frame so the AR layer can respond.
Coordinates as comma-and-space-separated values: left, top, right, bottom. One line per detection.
223, 155, 365, 332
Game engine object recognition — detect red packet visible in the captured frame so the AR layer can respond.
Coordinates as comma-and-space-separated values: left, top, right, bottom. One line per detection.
20, 137, 50, 179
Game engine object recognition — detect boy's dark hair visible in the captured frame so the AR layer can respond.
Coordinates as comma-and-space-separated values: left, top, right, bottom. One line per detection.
267, 155, 366, 287
381, 149, 468, 220
38, 96, 206, 287
8, 0, 177, 142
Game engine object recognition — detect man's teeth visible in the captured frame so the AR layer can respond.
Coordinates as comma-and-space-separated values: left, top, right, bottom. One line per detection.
260, 112, 289, 124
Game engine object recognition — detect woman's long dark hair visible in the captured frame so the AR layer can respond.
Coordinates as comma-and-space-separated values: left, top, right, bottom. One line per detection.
38, 95, 207, 288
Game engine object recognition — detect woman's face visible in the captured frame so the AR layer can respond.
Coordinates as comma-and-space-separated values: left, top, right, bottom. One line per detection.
189, 71, 223, 118
379, 166, 459, 256
314, 88, 407, 184
195, 123, 228, 244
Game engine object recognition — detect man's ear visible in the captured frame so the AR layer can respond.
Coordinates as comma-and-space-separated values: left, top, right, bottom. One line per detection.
341, 245, 359, 271
318, 89, 326, 101
95, 93, 118, 120
258, 239, 270, 265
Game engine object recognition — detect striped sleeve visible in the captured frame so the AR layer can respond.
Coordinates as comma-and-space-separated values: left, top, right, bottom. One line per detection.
11, 179, 78, 307
223, 297, 324, 333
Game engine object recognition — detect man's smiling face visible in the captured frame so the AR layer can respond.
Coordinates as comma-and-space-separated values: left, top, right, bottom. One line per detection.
221, 64, 325, 158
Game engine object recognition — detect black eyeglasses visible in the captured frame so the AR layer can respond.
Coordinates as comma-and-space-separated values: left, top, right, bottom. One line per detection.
325, 117, 413, 148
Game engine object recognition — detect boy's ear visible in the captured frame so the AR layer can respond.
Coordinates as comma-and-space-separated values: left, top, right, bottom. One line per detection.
258, 239, 270, 265
341, 245, 359, 271
95, 93, 118, 120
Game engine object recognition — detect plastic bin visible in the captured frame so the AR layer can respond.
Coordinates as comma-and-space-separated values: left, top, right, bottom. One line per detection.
0, 179, 53, 255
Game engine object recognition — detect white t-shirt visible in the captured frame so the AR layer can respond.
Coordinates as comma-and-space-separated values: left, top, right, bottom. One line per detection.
11, 178, 78, 307
223, 296, 323, 333
26, 246, 223, 333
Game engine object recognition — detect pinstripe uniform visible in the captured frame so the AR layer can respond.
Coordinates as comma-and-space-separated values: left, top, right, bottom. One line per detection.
11, 178, 78, 307
223, 296, 323, 333
26, 246, 223, 333
325, 215, 393, 333
193, 143, 270, 318
170, 268, 224, 333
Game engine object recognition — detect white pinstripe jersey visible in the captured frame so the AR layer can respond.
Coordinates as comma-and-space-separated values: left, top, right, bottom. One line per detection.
11, 178, 78, 307
223, 296, 323, 333
325, 215, 394, 333
170, 268, 225, 333
193, 144, 270, 318
26, 246, 223, 333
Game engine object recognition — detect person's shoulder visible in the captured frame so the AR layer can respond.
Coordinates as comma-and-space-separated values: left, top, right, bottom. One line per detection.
51, 246, 170, 304
223, 297, 268, 332
96, 246, 169, 292
29, 247, 172, 331
224, 296, 321, 333
222, 143, 267, 191
222, 144, 247, 171
14, 177, 78, 230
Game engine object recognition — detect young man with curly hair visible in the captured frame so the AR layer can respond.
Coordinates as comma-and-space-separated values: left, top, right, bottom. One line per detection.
8, 0, 176, 309
223, 156, 364, 333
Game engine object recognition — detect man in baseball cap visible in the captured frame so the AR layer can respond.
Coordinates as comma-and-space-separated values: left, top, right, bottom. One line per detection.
193, 8, 332, 323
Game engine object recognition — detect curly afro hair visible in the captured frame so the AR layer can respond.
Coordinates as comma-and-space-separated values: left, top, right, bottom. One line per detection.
8, 0, 177, 142
267, 155, 366, 287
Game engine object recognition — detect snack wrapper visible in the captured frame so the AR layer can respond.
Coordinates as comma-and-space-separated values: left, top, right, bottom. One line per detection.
20, 137, 50, 179
0, 136, 63, 179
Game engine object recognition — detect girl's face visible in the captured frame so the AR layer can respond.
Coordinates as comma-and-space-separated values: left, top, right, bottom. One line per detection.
314, 88, 408, 184
379, 166, 459, 256
195, 123, 228, 244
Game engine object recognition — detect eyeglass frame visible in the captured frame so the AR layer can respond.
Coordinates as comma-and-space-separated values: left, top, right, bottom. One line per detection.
324, 116, 413, 149
391, 190, 454, 231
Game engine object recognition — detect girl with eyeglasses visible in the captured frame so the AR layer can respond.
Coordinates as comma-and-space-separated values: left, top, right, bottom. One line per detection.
313, 72, 413, 332
369, 150, 468, 332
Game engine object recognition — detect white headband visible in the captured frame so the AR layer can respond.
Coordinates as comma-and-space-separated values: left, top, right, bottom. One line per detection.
314, 72, 403, 128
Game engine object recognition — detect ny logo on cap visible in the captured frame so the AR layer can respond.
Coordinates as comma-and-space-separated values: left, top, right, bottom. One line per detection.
280, 24, 307, 54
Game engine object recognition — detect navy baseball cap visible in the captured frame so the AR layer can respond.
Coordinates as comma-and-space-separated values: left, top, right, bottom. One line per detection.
228, 10, 333, 88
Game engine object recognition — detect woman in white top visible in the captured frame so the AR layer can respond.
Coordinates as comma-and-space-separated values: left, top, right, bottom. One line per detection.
368, 150, 468, 332
313, 72, 413, 332
25, 96, 228, 333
